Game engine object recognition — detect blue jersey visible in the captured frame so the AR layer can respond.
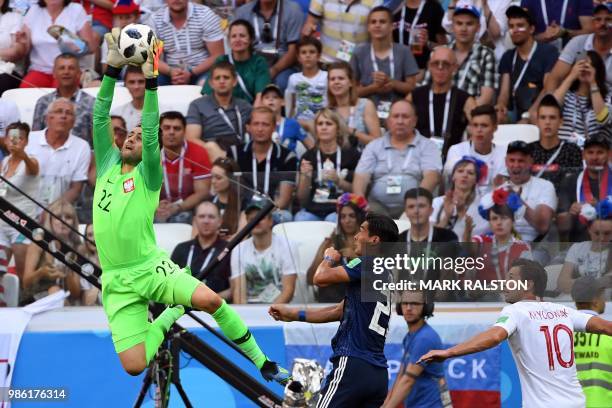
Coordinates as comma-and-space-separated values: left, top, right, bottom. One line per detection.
277, 118, 307, 153
402, 323, 444, 408
330, 257, 390, 368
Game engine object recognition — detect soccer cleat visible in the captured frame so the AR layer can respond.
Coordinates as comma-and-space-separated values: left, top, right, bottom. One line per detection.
260, 360, 292, 386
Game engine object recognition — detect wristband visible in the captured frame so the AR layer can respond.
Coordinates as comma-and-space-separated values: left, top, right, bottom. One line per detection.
105, 66, 122, 79
298, 310, 306, 322
188, 66, 195, 76
323, 255, 334, 264
447, 6, 455, 9
145, 77, 158, 90
591, 86, 600, 94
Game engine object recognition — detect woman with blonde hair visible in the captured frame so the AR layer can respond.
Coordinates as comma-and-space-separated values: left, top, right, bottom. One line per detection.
21, 199, 82, 305
295, 108, 360, 222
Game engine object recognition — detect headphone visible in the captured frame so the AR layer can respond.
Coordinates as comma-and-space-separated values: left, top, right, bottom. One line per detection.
396, 292, 435, 319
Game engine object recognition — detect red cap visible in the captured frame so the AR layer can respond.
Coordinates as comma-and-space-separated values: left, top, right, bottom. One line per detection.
113, 0, 140, 15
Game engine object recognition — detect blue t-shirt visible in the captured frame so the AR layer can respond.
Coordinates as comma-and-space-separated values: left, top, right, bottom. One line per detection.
520, 0, 593, 33
402, 323, 444, 408
330, 257, 390, 368
277, 118, 307, 153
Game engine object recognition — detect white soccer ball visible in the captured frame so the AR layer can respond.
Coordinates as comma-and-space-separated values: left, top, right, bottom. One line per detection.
117, 23, 156, 65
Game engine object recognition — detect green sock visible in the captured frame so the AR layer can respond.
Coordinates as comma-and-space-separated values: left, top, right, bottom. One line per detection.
212, 301, 267, 369
144, 305, 185, 364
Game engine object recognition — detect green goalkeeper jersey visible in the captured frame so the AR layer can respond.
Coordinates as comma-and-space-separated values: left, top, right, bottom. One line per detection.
92, 75, 162, 271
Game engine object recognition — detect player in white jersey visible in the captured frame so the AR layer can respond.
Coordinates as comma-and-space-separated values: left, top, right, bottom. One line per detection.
419, 259, 612, 408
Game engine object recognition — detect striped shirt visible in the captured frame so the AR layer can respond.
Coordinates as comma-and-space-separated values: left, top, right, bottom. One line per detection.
423, 41, 498, 98
149, 2, 224, 69
559, 92, 612, 140
309, 0, 382, 63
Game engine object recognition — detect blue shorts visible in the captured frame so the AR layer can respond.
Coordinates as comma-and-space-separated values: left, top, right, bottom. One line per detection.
316, 356, 387, 408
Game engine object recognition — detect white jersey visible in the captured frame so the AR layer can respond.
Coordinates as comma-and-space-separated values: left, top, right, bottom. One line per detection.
494, 301, 593, 408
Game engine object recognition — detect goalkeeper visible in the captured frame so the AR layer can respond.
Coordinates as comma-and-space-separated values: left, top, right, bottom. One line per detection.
93, 30, 289, 383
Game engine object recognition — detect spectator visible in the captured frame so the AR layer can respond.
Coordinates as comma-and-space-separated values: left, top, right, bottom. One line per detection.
502, 140, 557, 242
260, 83, 314, 156
110, 65, 144, 132
353, 100, 442, 218
0, 122, 39, 282
228, 107, 297, 224
286, 37, 328, 123
409, 46, 475, 160
111, 115, 127, 149
0, 99, 20, 145
431, 157, 489, 241
100, 0, 141, 72
327, 61, 381, 147
21, 199, 82, 305
557, 134, 611, 243
306, 193, 368, 303
444, 104, 506, 196
351, 6, 419, 115
552, 51, 612, 141
202, 19, 271, 105
443, 0, 510, 61
76, 223, 100, 306
230, 200, 298, 304
149, 0, 224, 85
32, 53, 95, 146
303, 0, 380, 63
546, 4, 611, 95
295, 108, 360, 222
497, 6, 559, 123
20, 0, 95, 88
424, 2, 496, 105
210, 157, 242, 237
156, 111, 211, 224
234, 0, 304, 91
26, 98, 91, 206
186, 61, 252, 155
171, 201, 231, 300
391, 0, 447, 74
521, 0, 594, 50
558, 201, 612, 294
0, 0, 27, 95
468, 187, 531, 296
83, 0, 114, 43
529, 94, 583, 190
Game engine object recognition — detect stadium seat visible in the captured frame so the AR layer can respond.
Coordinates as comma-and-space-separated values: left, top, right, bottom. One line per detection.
153, 223, 193, 255
272, 221, 337, 304
394, 219, 411, 234
2, 87, 54, 126
493, 124, 539, 146
1, 273, 19, 307
542, 264, 572, 301
82, 85, 132, 110
157, 85, 202, 116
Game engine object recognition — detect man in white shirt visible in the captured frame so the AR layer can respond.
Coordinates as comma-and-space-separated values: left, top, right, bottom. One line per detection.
502, 141, 556, 242
230, 200, 298, 304
26, 98, 91, 206
110, 65, 144, 132
444, 104, 506, 196
419, 259, 612, 408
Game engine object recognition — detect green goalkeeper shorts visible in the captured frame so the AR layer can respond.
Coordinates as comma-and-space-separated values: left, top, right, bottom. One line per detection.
101, 252, 201, 353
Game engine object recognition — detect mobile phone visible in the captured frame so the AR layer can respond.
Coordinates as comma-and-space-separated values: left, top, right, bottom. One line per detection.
576, 50, 588, 62
8, 128, 20, 143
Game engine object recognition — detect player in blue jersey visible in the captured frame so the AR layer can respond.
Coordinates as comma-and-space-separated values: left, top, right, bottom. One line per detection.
269, 212, 399, 408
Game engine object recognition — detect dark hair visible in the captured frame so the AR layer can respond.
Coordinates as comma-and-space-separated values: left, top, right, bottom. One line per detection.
160, 111, 186, 128
54, 53, 79, 65
367, 5, 393, 22
537, 94, 563, 118
195, 200, 221, 217
229, 19, 256, 54
336, 201, 367, 238
366, 212, 399, 243
404, 187, 433, 205
110, 115, 127, 130
297, 36, 322, 55
124, 65, 144, 80
5, 122, 30, 138
1, 0, 10, 14
569, 51, 609, 105
212, 157, 240, 235
511, 259, 547, 298
490, 204, 516, 220
470, 104, 497, 125
210, 61, 237, 78
38, 0, 71, 7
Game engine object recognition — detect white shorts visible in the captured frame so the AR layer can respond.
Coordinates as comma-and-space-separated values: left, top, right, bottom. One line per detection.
0, 223, 30, 247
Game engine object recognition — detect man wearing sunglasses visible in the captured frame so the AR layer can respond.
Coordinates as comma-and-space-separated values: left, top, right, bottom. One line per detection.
383, 290, 447, 408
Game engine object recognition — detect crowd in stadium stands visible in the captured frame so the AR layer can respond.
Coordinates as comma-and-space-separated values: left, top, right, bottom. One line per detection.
0, 0, 610, 307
